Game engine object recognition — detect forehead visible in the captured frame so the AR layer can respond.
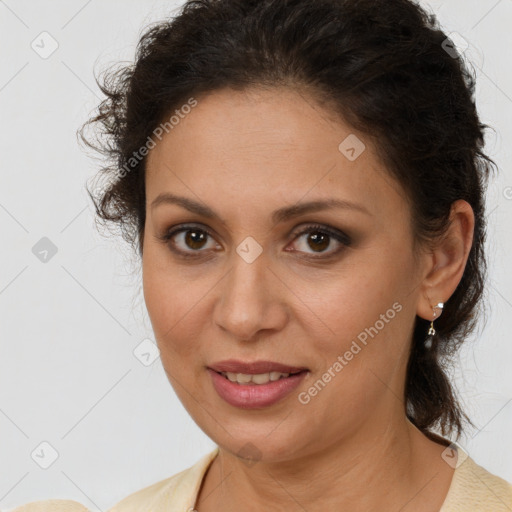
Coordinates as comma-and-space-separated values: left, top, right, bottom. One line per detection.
145, 87, 408, 227
148, 86, 361, 167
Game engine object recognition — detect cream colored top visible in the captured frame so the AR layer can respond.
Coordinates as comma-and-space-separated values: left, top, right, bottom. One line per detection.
7, 443, 512, 511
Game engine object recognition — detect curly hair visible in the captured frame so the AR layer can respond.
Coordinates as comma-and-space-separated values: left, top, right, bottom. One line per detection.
79, 0, 497, 440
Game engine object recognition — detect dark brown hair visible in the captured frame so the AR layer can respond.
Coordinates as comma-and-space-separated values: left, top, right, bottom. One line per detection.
79, 0, 497, 439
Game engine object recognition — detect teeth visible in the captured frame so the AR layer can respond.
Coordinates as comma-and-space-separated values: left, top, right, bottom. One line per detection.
225, 372, 238, 383
252, 373, 270, 384
236, 373, 252, 383
222, 371, 291, 384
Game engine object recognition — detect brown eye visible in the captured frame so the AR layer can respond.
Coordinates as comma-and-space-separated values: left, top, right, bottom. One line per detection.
304, 231, 330, 252
160, 224, 219, 258
288, 224, 352, 258
183, 229, 208, 250
159, 223, 351, 260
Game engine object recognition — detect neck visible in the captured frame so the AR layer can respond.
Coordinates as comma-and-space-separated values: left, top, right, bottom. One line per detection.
195, 413, 455, 512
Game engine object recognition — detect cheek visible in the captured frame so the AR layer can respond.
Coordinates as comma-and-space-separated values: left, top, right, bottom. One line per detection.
293, 257, 402, 338
302, 251, 413, 381
142, 251, 201, 359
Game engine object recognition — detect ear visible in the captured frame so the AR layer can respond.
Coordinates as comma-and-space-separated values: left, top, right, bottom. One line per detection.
416, 199, 475, 322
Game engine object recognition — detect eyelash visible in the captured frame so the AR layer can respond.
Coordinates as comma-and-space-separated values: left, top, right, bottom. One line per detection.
158, 223, 352, 261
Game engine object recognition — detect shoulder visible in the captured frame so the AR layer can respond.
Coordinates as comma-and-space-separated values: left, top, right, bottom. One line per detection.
5, 499, 91, 512
107, 446, 219, 512
5, 447, 219, 512
441, 449, 512, 511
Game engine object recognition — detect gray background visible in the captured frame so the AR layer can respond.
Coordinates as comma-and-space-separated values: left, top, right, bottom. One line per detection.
1, 0, 511, 510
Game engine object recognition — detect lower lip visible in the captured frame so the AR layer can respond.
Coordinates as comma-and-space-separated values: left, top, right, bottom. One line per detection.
207, 369, 307, 409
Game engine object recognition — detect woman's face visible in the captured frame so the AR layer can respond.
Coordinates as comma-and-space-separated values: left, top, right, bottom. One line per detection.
142, 86, 428, 461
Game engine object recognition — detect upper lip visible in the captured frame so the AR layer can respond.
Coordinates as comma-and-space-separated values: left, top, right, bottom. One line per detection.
208, 359, 308, 374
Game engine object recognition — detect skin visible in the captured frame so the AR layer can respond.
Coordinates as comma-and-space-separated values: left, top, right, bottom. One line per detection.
142, 86, 475, 512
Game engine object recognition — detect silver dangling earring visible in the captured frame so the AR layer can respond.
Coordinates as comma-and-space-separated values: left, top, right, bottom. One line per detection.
427, 302, 444, 336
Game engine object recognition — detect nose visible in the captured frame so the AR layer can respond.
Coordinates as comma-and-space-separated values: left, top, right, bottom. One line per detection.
213, 251, 289, 341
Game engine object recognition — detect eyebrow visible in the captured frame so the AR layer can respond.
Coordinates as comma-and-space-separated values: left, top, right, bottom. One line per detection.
150, 192, 372, 224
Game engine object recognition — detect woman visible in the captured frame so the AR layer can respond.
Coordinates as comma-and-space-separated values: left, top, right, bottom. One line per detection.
11, 0, 512, 510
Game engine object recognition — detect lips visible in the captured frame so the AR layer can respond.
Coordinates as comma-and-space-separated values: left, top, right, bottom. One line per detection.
208, 368, 308, 409
207, 359, 307, 374
207, 359, 309, 408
